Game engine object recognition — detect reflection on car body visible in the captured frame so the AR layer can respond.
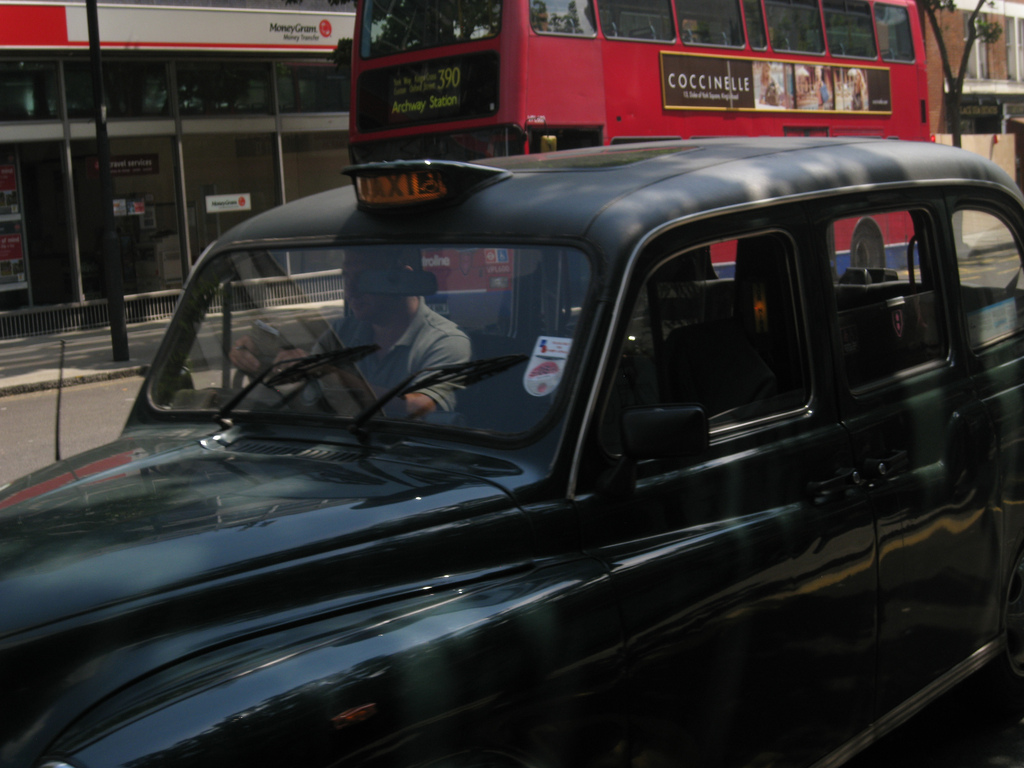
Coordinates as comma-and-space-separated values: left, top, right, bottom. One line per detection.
4, 137, 1024, 768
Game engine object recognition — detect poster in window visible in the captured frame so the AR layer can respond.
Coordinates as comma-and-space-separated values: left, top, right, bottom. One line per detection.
0, 162, 17, 215
0, 220, 26, 285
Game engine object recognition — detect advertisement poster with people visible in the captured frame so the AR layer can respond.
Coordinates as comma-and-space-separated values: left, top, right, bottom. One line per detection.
0, 161, 17, 216
753, 61, 793, 109
0, 149, 26, 291
0, 220, 26, 286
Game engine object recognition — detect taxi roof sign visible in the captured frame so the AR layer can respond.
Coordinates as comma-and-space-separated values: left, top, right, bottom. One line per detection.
344, 160, 510, 212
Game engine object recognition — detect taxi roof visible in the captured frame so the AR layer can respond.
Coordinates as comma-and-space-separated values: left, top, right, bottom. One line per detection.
213, 137, 1021, 259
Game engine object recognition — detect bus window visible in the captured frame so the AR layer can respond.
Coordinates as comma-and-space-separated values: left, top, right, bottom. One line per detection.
765, 0, 826, 54
743, 0, 769, 49
362, 0, 501, 57
599, 0, 675, 40
823, 0, 878, 59
531, 0, 599, 35
875, 3, 915, 61
676, 0, 746, 47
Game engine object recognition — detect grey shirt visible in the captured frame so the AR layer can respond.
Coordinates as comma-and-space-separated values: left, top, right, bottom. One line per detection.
324, 301, 471, 411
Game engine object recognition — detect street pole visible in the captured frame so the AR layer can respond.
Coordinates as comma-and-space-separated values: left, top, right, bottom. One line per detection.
86, 0, 129, 361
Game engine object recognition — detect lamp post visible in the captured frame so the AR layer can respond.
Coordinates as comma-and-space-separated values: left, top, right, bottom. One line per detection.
85, 0, 129, 361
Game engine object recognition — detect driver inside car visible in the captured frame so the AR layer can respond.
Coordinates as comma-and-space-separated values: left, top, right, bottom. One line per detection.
229, 251, 471, 417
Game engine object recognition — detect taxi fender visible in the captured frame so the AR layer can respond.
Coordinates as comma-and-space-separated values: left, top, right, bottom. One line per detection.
47, 558, 622, 768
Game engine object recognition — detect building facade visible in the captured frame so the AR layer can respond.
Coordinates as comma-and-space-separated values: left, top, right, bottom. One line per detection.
922, 0, 1024, 137
0, 0, 354, 323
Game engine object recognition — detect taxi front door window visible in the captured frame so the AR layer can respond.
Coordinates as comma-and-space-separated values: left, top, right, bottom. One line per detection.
601, 233, 808, 452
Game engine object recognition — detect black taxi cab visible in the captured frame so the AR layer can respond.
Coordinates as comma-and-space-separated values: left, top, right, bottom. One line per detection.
4, 137, 1024, 768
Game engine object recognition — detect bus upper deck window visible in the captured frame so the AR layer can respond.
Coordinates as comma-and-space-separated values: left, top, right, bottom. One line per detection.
765, 0, 826, 54
364, 0, 501, 56
676, 0, 746, 47
875, 3, 915, 61
598, 0, 675, 41
743, 0, 768, 49
823, 0, 877, 59
531, 0, 599, 35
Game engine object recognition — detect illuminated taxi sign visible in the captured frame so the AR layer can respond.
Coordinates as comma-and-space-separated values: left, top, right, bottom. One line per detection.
345, 160, 510, 212
355, 169, 447, 207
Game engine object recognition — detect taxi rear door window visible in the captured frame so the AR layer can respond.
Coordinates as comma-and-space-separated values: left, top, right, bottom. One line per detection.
952, 208, 1024, 352
828, 210, 947, 390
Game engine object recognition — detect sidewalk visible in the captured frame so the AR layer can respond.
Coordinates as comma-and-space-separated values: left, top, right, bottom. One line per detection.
0, 319, 170, 397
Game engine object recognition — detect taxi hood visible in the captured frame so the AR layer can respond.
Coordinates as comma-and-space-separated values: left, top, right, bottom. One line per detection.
0, 429, 531, 765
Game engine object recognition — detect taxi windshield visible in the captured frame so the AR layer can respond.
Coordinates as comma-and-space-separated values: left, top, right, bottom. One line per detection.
148, 244, 591, 435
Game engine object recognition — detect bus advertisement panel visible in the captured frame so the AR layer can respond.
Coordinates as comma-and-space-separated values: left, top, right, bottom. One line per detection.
661, 53, 892, 114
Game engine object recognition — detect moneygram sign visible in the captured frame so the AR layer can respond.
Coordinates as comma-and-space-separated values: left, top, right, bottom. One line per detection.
269, 19, 332, 43
206, 194, 252, 214
1, 4, 352, 53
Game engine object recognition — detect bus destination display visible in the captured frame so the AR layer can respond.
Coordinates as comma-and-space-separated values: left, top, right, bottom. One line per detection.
662, 53, 892, 114
357, 53, 499, 132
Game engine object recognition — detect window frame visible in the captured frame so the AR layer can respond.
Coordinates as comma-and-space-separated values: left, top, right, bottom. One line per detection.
822, 0, 878, 60
823, 205, 950, 394
599, 0, 676, 41
675, 0, 747, 48
950, 204, 1024, 354
875, 2, 916, 62
597, 225, 813, 459
530, 0, 599, 37
764, 0, 827, 55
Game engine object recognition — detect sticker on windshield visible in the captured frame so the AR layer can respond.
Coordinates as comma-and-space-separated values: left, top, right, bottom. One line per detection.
524, 337, 572, 397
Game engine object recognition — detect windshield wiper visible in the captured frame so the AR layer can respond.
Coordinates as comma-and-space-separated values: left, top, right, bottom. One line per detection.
349, 354, 528, 438
216, 344, 379, 426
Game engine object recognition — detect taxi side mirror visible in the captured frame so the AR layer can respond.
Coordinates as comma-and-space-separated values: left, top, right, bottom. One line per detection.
621, 404, 708, 460
598, 404, 709, 499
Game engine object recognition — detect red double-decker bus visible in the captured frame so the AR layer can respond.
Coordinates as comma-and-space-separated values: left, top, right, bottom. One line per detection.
350, 0, 929, 162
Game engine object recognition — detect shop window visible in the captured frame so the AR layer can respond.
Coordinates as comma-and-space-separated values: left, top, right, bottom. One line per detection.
828, 210, 946, 389
875, 3, 915, 62
183, 133, 276, 261
599, 0, 674, 41
965, 12, 989, 80
677, 0, 745, 46
953, 209, 1024, 351
823, 0, 877, 59
177, 62, 272, 116
276, 62, 350, 113
0, 62, 58, 121
282, 133, 351, 201
71, 137, 182, 300
64, 61, 170, 119
765, 0, 825, 54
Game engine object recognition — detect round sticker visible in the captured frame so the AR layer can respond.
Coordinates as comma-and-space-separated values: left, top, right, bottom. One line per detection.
524, 360, 561, 397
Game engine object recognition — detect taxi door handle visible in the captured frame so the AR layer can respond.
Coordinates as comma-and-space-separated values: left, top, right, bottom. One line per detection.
806, 467, 864, 497
863, 450, 909, 479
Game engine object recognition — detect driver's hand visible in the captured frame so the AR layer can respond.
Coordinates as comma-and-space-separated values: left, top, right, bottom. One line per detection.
271, 347, 306, 366
403, 392, 437, 418
229, 335, 262, 376
230, 339, 307, 378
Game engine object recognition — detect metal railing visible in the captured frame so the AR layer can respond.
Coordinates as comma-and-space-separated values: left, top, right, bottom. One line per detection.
0, 272, 345, 340
0, 291, 181, 340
